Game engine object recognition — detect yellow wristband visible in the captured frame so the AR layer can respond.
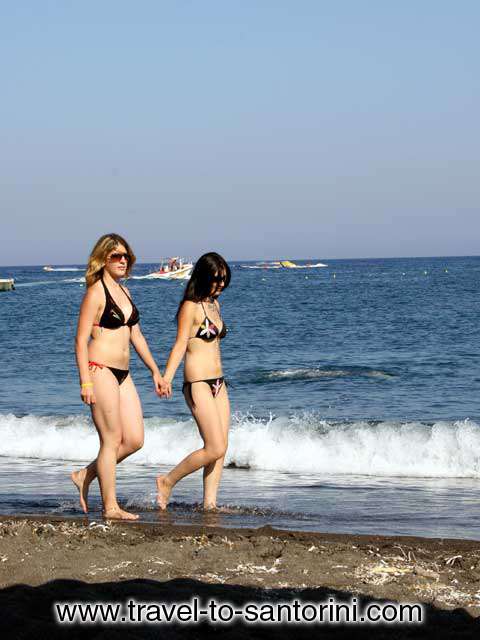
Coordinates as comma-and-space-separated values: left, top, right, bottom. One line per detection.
81, 382, 93, 388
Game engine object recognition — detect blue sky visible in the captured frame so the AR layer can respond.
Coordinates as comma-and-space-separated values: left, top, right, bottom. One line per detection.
1, 1, 479, 265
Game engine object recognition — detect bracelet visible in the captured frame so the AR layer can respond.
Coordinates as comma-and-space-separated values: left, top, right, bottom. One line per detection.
81, 382, 93, 388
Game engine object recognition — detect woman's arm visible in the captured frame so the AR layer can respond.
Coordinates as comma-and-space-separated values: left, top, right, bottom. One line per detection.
163, 301, 197, 385
75, 286, 101, 405
123, 284, 168, 397
130, 324, 168, 397
130, 324, 161, 375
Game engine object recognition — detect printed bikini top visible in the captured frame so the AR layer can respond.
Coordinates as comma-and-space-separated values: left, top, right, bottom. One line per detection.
94, 276, 140, 329
190, 301, 227, 342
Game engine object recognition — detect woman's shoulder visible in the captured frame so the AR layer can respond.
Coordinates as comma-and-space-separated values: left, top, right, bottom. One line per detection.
89, 278, 104, 292
180, 299, 200, 312
85, 279, 104, 300
80, 280, 103, 311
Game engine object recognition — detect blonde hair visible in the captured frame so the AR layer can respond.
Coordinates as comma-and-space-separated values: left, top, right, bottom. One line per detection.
85, 233, 136, 288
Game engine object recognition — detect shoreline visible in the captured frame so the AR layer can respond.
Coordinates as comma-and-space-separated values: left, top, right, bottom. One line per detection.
3, 512, 480, 547
1, 516, 480, 619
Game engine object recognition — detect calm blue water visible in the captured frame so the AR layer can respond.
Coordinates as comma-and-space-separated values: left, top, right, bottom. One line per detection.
1, 256, 480, 539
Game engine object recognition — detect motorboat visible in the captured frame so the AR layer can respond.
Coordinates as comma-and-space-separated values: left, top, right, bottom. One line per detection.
147, 257, 193, 280
242, 260, 328, 270
0, 278, 15, 291
280, 260, 328, 269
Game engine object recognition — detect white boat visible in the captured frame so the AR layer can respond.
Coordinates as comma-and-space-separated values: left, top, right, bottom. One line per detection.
0, 278, 15, 291
279, 260, 328, 269
241, 260, 328, 270
43, 266, 54, 271
147, 257, 193, 280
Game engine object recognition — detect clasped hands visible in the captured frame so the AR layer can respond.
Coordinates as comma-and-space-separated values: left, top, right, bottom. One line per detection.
153, 371, 172, 398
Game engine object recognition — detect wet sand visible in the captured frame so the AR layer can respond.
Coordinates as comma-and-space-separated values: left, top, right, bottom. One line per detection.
1, 516, 479, 638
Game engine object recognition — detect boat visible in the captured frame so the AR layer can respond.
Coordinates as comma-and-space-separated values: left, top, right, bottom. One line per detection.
0, 278, 15, 291
279, 260, 328, 269
241, 260, 328, 270
147, 257, 193, 280
43, 266, 54, 271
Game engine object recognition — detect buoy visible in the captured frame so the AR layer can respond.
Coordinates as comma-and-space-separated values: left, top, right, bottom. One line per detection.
333, 273, 336, 279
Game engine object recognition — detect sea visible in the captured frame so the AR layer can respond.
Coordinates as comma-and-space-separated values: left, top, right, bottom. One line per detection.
1, 256, 480, 540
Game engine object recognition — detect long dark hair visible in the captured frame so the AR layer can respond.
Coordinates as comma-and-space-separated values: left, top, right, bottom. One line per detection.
176, 252, 231, 319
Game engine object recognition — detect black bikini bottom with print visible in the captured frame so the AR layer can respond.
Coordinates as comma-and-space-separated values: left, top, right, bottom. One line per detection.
182, 376, 227, 407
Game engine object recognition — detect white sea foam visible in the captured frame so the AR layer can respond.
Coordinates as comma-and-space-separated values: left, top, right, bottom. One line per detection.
1, 413, 480, 478
48, 268, 82, 272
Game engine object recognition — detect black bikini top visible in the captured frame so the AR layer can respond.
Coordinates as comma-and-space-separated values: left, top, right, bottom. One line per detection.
191, 301, 227, 342
94, 276, 140, 330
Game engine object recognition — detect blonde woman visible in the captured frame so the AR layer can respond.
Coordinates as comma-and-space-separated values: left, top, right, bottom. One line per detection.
71, 233, 169, 520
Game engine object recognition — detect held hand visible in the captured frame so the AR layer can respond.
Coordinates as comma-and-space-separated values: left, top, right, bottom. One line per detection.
153, 372, 171, 398
152, 372, 164, 397
161, 380, 172, 398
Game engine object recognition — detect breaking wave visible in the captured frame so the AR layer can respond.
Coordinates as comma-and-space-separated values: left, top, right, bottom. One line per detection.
1, 413, 479, 478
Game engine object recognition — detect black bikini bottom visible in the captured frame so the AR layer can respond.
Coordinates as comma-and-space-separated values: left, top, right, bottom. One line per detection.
182, 377, 227, 406
88, 361, 129, 385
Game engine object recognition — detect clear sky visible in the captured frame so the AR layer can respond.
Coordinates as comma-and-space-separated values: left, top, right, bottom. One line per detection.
1, 1, 479, 265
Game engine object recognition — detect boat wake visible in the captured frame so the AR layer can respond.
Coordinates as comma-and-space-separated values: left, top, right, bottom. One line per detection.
258, 367, 395, 382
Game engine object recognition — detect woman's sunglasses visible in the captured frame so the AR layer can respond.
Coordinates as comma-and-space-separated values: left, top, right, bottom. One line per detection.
108, 252, 130, 262
212, 274, 226, 283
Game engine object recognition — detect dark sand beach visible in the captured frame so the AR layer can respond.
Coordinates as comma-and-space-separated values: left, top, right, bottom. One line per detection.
1, 516, 479, 638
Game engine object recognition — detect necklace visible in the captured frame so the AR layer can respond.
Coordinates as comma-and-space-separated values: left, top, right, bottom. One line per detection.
206, 297, 218, 314
204, 298, 222, 336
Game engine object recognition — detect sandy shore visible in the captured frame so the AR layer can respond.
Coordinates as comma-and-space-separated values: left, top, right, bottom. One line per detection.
1, 516, 479, 638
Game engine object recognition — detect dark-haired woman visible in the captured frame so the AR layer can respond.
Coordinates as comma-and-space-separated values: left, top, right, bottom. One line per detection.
72, 233, 169, 520
156, 252, 231, 510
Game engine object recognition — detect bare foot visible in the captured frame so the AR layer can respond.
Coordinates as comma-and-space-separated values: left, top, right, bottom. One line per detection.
156, 475, 172, 510
103, 507, 139, 521
203, 503, 218, 512
71, 468, 90, 513
210, 505, 237, 514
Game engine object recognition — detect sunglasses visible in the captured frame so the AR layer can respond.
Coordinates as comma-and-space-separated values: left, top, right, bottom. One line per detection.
212, 274, 226, 283
108, 252, 130, 262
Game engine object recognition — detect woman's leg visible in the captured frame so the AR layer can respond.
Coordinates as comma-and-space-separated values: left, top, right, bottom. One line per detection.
156, 383, 227, 509
71, 368, 138, 520
118, 375, 144, 458
71, 375, 143, 513
202, 384, 230, 509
